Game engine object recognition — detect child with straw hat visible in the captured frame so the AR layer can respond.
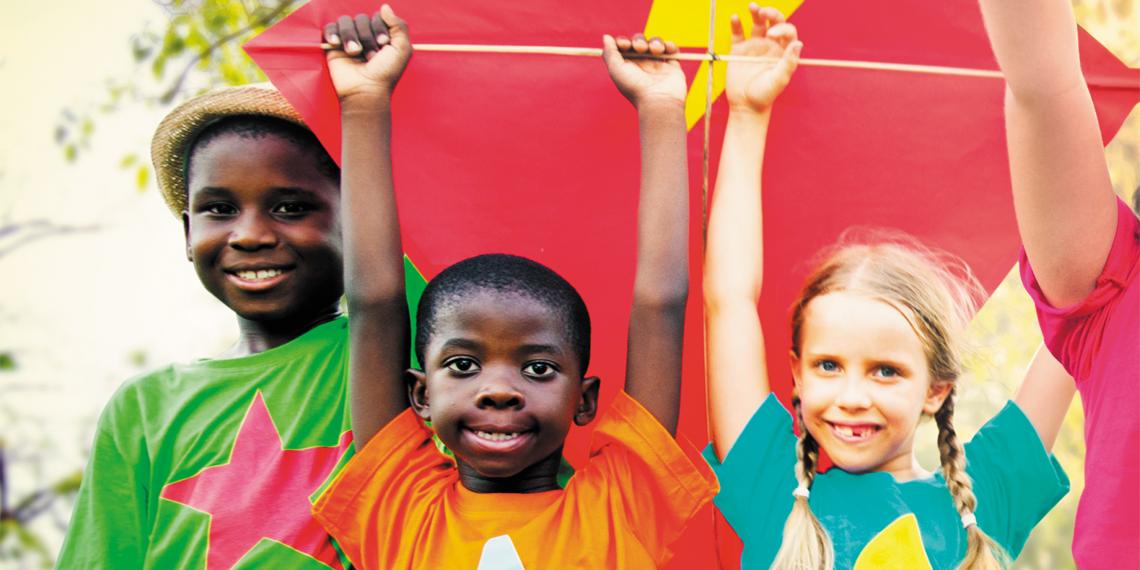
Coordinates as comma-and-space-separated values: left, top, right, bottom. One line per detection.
59, 82, 384, 569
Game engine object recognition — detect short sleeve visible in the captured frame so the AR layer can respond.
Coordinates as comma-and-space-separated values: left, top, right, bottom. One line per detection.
964, 401, 1070, 558
701, 394, 797, 544
1019, 198, 1140, 380
578, 391, 718, 566
58, 382, 152, 568
311, 409, 453, 569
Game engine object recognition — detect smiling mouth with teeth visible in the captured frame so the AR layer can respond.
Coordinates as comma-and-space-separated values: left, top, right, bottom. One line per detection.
473, 430, 523, 442
234, 268, 285, 281
829, 423, 880, 441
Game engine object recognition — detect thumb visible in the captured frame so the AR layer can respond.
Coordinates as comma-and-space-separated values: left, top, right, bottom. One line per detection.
380, 4, 411, 51
601, 34, 625, 72
325, 48, 352, 65
773, 40, 802, 88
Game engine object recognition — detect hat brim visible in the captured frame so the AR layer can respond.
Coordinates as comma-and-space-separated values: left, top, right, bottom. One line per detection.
150, 83, 307, 217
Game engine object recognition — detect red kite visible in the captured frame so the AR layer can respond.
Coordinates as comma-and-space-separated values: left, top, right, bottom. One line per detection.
246, 1, 1137, 567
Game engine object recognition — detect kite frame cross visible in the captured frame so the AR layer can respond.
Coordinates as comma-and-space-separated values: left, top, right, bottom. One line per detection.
319, 42, 1008, 79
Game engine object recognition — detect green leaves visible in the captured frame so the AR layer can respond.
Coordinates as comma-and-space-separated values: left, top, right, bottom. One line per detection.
136, 165, 151, 191
57, 0, 302, 165
116, 154, 150, 191
53, 110, 90, 164
0, 518, 51, 568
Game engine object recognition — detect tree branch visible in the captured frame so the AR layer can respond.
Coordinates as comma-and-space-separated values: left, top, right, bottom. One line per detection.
0, 220, 101, 259
0, 444, 8, 517
158, 0, 301, 104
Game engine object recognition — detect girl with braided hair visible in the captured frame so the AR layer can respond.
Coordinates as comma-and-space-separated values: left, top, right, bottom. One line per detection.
703, 5, 1072, 569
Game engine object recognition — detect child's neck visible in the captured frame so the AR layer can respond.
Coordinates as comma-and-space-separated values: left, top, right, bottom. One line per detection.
869, 453, 931, 483
227, 305, 342, 357
888, 460, 933, 483
457, 449, 564, 494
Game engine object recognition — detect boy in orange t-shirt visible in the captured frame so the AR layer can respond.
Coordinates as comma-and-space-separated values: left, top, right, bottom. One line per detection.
310, 6, 716, 569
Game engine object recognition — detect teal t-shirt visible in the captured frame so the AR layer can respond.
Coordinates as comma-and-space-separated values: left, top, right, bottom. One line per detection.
703, 394, 1069, 569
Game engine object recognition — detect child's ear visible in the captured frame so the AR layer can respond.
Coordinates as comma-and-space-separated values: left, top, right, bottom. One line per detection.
923, 380, 954, 415
181, 211, 193, 262
407, 369, 430, 420
573, 376, 601, 426
788, 350, 802, 388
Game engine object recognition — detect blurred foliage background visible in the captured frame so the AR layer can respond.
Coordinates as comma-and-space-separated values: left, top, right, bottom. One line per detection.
1, 0, 1136, 567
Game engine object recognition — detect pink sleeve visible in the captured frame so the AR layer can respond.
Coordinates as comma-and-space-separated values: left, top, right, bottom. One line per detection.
1018, 198, 1140, 380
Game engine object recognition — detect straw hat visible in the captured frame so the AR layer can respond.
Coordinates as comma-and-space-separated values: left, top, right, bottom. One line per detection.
150, 83, 306, 217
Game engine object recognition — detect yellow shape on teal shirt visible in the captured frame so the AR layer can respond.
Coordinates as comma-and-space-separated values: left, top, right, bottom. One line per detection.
853, 513, 933, 570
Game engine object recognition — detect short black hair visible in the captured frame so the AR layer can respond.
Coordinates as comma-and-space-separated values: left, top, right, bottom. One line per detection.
415, 254, 591, 372
186, 115, 340, 196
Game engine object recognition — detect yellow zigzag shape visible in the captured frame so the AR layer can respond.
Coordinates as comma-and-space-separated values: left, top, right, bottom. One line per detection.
853, 513, 934, 570
644, 0, 804, 129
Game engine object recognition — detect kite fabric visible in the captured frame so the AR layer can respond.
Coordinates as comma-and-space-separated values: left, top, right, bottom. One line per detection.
246, 0, 1137, 568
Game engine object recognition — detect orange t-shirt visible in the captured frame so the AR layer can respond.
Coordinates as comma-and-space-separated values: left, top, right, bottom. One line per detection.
312, 391, 717, 569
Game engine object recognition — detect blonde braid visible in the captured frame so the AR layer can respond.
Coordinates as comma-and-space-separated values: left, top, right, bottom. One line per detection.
772, 399, 834, 570
935, 391, 1009, 569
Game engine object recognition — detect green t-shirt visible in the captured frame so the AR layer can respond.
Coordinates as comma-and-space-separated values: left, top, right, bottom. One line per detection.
703, 394, 1069, 569
58, 317, 355, 569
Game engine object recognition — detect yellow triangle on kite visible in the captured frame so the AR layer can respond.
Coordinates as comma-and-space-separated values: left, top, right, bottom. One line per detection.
852, 513, 934, 570
644, 0, 804, 129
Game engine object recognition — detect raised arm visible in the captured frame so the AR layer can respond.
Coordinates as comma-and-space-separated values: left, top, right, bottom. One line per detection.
601, 33, 689, 434
705, 5, 800, 460
978, 0, 1117, 308
1014, 345, 1076, 451
323, 5, 412, 445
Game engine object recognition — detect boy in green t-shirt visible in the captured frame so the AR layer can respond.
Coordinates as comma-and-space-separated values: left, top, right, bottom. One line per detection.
57, 85, 400, 568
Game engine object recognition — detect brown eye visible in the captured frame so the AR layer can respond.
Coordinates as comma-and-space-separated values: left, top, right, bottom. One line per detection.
522, 361, 557, 380
272, 201, 313, 216
444, 357, 479, 375
202, 203, 237, 216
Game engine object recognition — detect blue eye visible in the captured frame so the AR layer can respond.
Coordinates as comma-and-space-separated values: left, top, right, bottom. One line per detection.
817, 360, 839, 373
522, 361, 558, 380
874, 365, 900, 378
444, 357, 480, 375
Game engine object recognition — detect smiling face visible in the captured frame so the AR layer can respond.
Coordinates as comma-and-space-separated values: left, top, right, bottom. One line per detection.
791, 291, 951, 480
184, 131, 343, 326
410, 289, 598, 489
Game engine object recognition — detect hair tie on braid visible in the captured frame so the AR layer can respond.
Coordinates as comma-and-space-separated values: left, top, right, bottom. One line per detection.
935, 390, 1010, 568
772, 399, 834, 569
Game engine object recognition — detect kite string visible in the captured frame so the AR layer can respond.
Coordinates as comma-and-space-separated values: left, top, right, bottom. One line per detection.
703, 7, 721, 569
702, 0, 716, 243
